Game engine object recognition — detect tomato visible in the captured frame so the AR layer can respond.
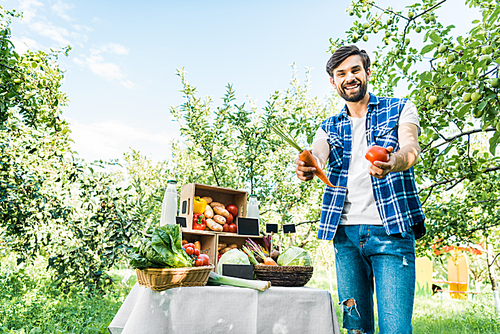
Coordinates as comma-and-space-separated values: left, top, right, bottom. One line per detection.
185, 246, 195, 255
365, 145, 390, 164
222, 223, 229, 232
198, 254, 210, 266
193, 248, 200, 256
228, 223, 237, 233
226, 204, 238, 217
184, 243, 195, 249
195, 258, 204, 267
226, 212, 233, 225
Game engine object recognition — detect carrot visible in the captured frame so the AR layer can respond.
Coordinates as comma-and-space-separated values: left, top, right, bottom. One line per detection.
272, 125, 346, 189
263, 257, 278, 266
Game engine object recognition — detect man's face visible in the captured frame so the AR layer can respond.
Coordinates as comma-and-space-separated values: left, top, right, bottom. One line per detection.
330, 55, 370, 102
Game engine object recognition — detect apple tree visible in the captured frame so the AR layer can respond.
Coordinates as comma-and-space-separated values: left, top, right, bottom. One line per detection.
0, 8, 143, 294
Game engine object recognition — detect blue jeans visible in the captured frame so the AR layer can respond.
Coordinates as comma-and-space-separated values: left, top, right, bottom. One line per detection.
333, 224, 416, 334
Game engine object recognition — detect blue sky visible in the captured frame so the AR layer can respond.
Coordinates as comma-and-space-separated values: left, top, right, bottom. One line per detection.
4, 0, 478, 162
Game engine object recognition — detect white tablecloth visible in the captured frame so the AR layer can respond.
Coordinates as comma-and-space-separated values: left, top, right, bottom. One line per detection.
108, 283, 340, 334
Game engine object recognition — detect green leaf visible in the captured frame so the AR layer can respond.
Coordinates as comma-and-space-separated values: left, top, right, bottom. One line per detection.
421, 44, 436, 55
489, 131, 500, 155
457, 103, 471, 118
488, 7, 500, 24
478, 99, 488, 111
429, 31, 442, 44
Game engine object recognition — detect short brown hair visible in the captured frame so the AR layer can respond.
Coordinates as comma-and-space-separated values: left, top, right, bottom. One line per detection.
326, 45, 371, 78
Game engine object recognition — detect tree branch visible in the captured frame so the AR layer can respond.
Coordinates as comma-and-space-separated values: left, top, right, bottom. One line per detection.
419, 165, 500, 193
422, 127, 496, 152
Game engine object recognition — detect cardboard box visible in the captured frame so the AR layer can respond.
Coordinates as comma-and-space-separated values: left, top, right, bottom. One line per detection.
181, 230, 217, 266
179, 183, 247, 231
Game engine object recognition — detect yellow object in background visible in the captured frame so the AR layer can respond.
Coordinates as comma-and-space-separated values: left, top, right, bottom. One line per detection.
448, 252, 469, 300
415, 257, 432, 296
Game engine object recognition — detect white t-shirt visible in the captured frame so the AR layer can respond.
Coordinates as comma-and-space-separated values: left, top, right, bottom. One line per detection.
313, 100, 420, 225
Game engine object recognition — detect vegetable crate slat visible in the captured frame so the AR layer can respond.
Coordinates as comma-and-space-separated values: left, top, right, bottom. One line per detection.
216, 233, 265, 274
181, 229, 265, 274
179, 183, 247, 231
181, 230, 217, 266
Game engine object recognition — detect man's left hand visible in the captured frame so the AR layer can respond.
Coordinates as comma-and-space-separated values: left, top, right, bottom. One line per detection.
368, 147, 394, 179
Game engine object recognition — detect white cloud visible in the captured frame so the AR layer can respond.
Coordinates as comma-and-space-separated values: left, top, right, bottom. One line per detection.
51, 0, 74, 21
105, 43, 129, 55
68, 119, 177, 162
73, 43, 135, 88
29, 20, 71, 45
17, 0, 44, 24
73, 24, 93, 32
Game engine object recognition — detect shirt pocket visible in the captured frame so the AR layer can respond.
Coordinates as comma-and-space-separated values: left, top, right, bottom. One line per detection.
327, 133, 344, 168
373, 124, 399, 150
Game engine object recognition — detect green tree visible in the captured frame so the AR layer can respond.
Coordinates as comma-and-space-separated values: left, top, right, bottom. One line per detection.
0, 8, 142, 294
170, 67, 338, 248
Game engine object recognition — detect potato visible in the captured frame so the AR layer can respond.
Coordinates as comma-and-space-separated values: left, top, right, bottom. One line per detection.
213, 214, 226, 225
206, 218, 223, 232
228, 243, 238, 249
202, 196, 213, 204
220, 247, 233, 255
204, 205, 214, 219
213, 205, 230, 218
218, 242, 227, 251
210, 201, 224, 208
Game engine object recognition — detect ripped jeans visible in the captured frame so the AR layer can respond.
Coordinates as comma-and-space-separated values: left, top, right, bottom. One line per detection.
333, 224, 415, 334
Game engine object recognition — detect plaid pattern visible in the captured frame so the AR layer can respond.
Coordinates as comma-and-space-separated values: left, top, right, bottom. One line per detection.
317, 93, 426, 240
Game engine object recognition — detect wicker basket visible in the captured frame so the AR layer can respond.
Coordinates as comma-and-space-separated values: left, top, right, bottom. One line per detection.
253, 264, 314, 287
136, 265, 214, 291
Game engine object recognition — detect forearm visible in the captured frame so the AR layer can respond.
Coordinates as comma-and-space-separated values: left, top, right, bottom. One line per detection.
390, 142, 420, 172
312, 138, 330, 170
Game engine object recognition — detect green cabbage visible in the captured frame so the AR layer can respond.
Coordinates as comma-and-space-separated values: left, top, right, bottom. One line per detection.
217, 248, 250, 274
277, 246, 311, 266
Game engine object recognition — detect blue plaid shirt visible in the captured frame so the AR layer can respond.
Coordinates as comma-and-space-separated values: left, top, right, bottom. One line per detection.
317, 93, 426, 240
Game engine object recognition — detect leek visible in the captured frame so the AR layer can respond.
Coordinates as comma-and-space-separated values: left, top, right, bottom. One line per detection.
207, 271, 271, 291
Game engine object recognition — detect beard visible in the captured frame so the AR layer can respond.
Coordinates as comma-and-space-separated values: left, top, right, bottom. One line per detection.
338, 78, 368, 102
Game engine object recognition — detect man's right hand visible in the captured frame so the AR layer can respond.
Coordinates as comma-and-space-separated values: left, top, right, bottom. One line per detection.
295, 158, 316, 181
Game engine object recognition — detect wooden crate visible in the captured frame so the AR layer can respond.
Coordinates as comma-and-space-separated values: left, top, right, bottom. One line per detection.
179, 183, 247, 230
181, 230, 217, 267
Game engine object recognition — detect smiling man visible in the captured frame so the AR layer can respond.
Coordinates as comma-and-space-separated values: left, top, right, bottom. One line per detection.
295, 45, 426, 334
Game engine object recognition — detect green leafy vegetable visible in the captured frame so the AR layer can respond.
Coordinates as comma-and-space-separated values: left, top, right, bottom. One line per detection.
217, 248, 250, 274
129, 225, 193, 269
277, 246, 311, 266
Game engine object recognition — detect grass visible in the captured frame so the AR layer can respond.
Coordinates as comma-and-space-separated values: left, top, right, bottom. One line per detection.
1, 260, 499, 333
307, 267, 500, 334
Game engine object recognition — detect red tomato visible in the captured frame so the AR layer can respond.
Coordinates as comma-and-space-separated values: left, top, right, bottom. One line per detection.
198, 254, 210, 266
184, 243, 195, 249
228, 223, 237, 233
365, 145, 390, 164
195, 258, 204, 266
185, 246, 195, 255
222, 224, 229, 232
193, 248, 200, 256
226, 204, 238, 217
226, 212, 233, 225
